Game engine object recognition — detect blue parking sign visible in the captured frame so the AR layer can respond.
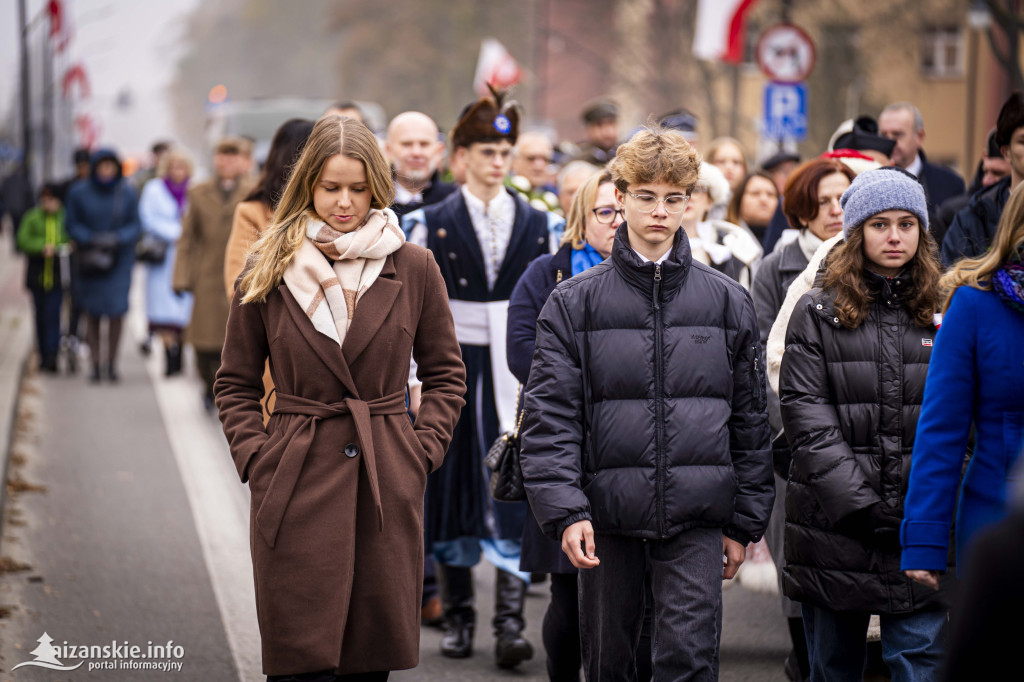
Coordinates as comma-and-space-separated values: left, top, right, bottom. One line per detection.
764, 82, 808, 141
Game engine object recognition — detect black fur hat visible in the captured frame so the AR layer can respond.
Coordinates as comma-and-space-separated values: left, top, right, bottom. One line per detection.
451, 85, 519, 149
996, 92, 1024, 149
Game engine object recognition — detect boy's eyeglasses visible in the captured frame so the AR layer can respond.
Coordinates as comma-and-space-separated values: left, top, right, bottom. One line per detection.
625, 191, 690, 214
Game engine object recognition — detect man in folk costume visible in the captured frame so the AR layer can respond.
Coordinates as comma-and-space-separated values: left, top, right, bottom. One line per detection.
404, 88, 563, 668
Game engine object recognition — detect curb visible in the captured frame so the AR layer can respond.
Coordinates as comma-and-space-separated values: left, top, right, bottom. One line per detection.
0, 308, 33, 556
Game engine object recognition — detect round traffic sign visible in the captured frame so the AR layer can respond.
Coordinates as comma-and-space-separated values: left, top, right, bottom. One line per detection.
755, 23, 816, 83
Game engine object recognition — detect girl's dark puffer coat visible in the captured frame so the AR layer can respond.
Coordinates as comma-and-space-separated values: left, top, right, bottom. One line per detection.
779, 271, 950, 614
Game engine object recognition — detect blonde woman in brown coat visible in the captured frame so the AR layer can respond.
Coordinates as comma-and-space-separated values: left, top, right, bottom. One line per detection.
215, 115, 466, 681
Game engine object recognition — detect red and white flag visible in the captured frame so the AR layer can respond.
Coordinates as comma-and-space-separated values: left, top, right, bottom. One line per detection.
47, 0, 73, 53
692, 0, 760, 63
473, 38, 522, 96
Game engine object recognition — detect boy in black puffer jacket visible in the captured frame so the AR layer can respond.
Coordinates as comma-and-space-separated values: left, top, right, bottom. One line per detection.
520, 125, 773, 681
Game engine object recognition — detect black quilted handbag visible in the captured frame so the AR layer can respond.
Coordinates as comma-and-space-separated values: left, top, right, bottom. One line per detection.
484, 404, 526, 502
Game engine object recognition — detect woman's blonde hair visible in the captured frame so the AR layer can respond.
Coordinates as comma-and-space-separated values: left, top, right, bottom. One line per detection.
239, 116, 394, 303
561, 171, 611, 249
940, 182, 1024, 312
156, 148, 194, 179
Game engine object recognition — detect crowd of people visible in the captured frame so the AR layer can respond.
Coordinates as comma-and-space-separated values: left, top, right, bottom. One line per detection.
5, 86, 1024, 682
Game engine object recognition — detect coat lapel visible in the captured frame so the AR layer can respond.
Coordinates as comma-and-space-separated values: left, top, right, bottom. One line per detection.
278, 284, 361, 398
343, 254, 402, 365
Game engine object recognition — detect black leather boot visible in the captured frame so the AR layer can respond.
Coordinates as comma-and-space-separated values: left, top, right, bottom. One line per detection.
493, 569, 533, 668
438, 564, 474, 658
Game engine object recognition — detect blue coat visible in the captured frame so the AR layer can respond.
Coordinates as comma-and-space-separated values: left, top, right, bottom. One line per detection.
65, 151, 141, 317
901, 285, 1024, 574
138, 179, 193, 327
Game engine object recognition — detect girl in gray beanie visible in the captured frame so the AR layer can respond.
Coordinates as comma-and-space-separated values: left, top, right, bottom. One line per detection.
777, 165, 947, 681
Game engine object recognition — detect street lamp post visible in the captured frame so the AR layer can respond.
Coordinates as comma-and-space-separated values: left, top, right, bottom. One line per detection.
18, 0, 32, 180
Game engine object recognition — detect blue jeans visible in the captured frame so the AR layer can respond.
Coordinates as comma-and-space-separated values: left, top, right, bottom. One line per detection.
801, 604, 947, 682
578, 527, 723, 682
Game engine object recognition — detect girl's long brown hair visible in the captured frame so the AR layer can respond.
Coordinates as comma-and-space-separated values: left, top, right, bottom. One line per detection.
940, 182, 1024, 312
822, 224, 943, 329
239, 116, 394, 304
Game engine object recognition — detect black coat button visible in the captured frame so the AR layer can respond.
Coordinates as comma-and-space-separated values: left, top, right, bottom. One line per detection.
345, 443, 359, 458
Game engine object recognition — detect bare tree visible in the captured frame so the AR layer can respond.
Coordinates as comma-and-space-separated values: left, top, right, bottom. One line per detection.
982, 0, 1024, 91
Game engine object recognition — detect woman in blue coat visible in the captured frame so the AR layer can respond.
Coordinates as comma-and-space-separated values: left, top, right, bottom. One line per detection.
902, 182, 1024, 587
507, 169, 620, 682
65, 149, 141, 382
138, 148, 194, 376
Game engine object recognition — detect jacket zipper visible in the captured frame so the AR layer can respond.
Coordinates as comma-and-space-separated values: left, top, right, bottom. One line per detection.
653, 264, 666, 537
752, 348, 762, 408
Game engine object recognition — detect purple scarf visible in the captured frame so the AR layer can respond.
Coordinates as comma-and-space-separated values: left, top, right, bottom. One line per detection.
163, 177, 189, 214
992, 262, 1024, 314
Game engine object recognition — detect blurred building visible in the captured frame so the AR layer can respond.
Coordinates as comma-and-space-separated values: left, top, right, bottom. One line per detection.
531, 0, 1022, 173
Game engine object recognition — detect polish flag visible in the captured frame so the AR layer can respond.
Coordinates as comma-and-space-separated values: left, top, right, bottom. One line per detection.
693, 0, 760, 63
473, 38, 523, 96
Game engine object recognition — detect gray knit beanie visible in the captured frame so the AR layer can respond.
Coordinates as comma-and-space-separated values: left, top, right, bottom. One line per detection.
840, 167, 929, 239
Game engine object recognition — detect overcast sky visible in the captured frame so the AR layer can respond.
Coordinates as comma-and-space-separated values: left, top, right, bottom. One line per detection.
0, 0, 200, 163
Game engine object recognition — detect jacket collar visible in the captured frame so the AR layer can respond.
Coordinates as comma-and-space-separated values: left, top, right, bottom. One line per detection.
780, 238, 811, 273
610, 222, 691, 297
864, 268, 912, 308
811, 267, 914, 329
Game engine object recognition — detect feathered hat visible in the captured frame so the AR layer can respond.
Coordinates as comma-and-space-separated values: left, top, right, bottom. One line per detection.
451, 84, 520, 149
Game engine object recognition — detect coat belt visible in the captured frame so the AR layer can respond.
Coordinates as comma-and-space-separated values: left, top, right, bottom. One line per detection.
256, 390, 408, 548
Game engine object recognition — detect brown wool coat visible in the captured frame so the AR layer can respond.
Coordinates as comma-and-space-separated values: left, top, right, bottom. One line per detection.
215, 243, 466, 676
172, 177, 254, 351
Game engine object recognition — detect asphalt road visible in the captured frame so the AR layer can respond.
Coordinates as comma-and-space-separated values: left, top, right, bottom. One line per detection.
0, 267, 790, 681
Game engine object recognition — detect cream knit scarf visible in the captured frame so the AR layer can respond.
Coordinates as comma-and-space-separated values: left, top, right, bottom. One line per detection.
282, 207, 405, 347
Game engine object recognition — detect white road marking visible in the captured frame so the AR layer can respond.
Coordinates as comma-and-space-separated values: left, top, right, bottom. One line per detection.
129, 272, 262, 681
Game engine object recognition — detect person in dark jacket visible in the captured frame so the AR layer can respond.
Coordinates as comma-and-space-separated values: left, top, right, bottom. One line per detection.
508, 169, 617, 682
16, 184, 69, 372
750, 157, 855, 682
943, 91, 1024, 265
934, 128, 1010, 247
65, 148, 141, 383
879, 102, 966, 220
521, 125, 773, 681
779, 167, 948, 682
384, 112, 456, 220
901, 182, 1024, 586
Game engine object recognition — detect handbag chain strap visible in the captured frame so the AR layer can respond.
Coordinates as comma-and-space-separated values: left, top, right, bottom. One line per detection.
512, 384, 525, 439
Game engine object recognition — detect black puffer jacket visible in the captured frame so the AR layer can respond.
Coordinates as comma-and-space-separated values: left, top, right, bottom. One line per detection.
779, 272, 949, 614
520, 224, 773, 544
